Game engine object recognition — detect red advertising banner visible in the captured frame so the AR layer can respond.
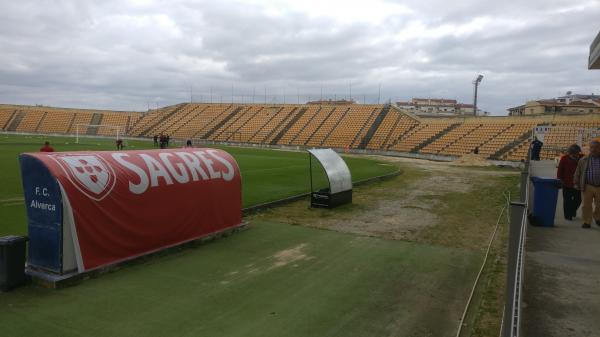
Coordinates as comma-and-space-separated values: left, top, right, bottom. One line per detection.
25, 148, 242, 271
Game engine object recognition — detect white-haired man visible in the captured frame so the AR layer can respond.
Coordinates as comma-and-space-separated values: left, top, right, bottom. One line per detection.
574, 139, 600, 228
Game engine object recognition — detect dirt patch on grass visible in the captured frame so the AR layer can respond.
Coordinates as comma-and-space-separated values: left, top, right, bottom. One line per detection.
252, 156, 518, 249
451, 154, 493, 167
269, 243, 310, 269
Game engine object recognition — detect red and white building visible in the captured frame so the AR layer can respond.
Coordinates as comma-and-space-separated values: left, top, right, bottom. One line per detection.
395, 98, 486, 116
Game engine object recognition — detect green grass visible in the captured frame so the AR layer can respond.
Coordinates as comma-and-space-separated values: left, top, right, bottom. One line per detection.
0, 134, 396, 236
0, 221, 480, 337
0, 133, 514, 337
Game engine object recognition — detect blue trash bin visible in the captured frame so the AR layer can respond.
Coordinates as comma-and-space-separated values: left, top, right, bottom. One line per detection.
530, 176, 561, 227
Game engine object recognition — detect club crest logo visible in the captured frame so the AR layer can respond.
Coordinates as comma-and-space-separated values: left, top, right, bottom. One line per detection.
51, 154, 116, 201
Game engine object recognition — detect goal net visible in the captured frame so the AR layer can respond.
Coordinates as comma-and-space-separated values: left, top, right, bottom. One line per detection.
74, 124, 127, 146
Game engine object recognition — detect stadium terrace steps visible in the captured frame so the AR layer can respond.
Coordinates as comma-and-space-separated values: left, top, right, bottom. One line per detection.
193, 104, 235, 140
149, 107, 187, 135
70, 113, 94, 135
502, 138, 531, 161
171, 105, 210, 138
285, 106, 322, 145
9, 102, 600, 162
382, 114, 404, 147
211, 106, 251, 140
127, 111, 153, 135
6, 111, 25, 131
34, 112, 48, 133
37, 111, 72, 134
386, 122, 421, 150
440, 123, 495, 156
411, 123, 460, 153
366, 111, 403, 150
268, 107, 307, 145
318, 105, 376, 149
490, 129, 532, 160
302, 106, 339, 146
356, 104, 390, 149
141, 103, 187, 137
220, 106, 258, 141
260, 106, 297, 144
125, 115, 132, 133
478, 125, 510, 151
300, 107, 332, 146
348, 107, 378, 148
0, 110, 16, 130
248, 106, 285, 143
66, 114, 77, 134
155, 104, 203, 136
86, 113, 103, 135
318, 107, 351, 147
420, 123, 480, 155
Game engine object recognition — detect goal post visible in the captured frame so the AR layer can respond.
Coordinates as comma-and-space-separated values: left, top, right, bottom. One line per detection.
74, 124, 126, 145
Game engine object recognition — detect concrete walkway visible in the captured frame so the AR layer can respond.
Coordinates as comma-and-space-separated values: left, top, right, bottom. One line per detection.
522, 161, 600, 337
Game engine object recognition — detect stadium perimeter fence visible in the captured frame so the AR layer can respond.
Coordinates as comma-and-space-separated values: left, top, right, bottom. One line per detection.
500, 160, 529, 337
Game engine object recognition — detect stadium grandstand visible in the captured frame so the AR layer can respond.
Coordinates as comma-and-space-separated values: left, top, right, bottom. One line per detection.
2, 102, 600, 162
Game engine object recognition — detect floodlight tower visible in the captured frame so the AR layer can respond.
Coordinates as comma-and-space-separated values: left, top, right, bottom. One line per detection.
472, 74, 483, 116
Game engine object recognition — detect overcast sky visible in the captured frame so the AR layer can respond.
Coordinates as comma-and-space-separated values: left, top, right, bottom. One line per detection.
1, 0, 599, 114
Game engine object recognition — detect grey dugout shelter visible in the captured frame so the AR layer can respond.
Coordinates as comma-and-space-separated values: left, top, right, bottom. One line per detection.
308, 148, 352, 208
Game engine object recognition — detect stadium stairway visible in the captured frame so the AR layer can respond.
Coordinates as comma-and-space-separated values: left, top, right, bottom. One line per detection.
140, 103, 186, 137
302, 108, 332, 145
205, 106, 243, 139
248, 107, 285, 143
210, 106, 253, 140
127, 111, 151, 136
192, 104, 237, 139
66, 113, 78, 134
348, 107, 377, 148
386, 123, 421, 150
411, 123, 460, 153
125, 115, 132, 133
287, 106, 322, 145
86, 113, 103, 135
490, 129, 533, 160
356, 104, 390, 149
377, 113, 409, 150
268, 107, 307, 145
6, 111, 25, 131
260, 106, 297, 144
473, 123, 514, 156
319, 107, 351, 147
1, 111, 16, 130
170, 105, 210, 136
34, 112, 48, 133
159, 104, 203, 135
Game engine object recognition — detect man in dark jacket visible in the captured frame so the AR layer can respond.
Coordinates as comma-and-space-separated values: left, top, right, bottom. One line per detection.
530, 136, 543, 161
557, 144, 582, 220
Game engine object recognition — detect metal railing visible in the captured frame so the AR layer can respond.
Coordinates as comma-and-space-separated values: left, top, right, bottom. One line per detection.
501, 161, 529, 337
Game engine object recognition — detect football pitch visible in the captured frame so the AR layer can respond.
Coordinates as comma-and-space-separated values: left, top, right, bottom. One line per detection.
0, 133, 517, 337
0, 134, 396, 236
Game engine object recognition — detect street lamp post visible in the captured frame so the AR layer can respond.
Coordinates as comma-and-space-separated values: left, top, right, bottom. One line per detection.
473, 74, 484, 116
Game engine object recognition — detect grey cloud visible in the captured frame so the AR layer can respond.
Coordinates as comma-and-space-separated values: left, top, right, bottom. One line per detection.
0, 0, 599, 114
